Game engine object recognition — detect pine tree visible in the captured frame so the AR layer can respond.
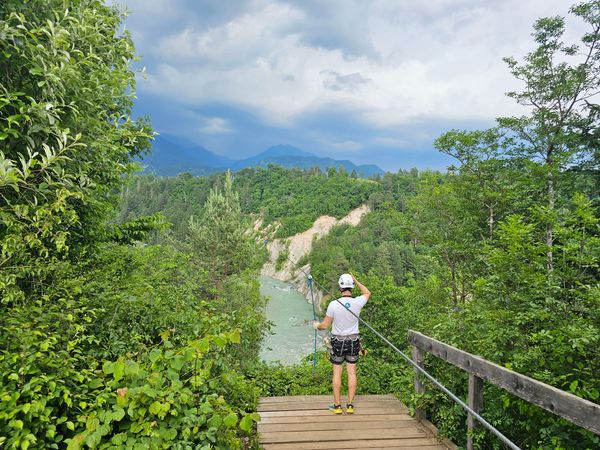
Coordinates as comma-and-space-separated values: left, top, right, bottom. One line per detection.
188, 171, 259, 288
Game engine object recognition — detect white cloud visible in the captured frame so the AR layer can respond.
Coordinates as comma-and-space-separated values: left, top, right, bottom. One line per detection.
200, 117, 234, 134
130, 0, 584, 130
154, 3, 304, 67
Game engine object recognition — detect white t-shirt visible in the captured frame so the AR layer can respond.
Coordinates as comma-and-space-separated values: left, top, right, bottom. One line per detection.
326, 295, 368, 336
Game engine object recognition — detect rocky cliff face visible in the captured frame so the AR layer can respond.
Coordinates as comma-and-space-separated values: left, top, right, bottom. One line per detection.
261, 204, 370, 311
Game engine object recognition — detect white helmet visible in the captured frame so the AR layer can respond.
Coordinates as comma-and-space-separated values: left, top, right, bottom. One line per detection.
338, 273, 354, 290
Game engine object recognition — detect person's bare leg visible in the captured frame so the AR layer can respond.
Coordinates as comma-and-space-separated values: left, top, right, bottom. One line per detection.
347, 363, 357, 404
332, 364, 343, 405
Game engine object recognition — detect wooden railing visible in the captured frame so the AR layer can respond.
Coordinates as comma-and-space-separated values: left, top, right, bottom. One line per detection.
409, 330, 600, 450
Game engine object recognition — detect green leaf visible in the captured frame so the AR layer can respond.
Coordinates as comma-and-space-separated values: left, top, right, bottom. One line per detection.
85, 430, 101, 448
124, 361, 140, 376
9, 419, 23, 430
149, 348, 162, 363
223, 412, 237, 428
149, 401, 161, 415
112, 407, 125, 421
239, 414, 253, 433
85, 416, 99, 432
569, 380, 578, 392
111, 433, 127, 445
207, 415, 222, 429
113, 360, 125, 382
88, 378, 103, 389
229, 329, 241, 344
67, 434, 85, 450
170, 355, 185, 371
158, 427, 177, 440
212, 335, 227, 348
197, 338, 209, 354
102, 361, 114, 375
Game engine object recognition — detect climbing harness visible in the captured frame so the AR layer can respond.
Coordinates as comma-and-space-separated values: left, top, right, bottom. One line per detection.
330, 334, 361, 364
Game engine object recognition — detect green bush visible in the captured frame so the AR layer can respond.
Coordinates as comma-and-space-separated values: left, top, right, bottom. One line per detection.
66, 334, 260, 450
0, 293, 262, 449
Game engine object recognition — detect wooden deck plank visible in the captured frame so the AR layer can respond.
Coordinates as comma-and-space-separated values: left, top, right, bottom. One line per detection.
259, 401, 404, 411
258, 395, 452, 449
258, 406, 408, 417
258, 399, 401, 409
260, 427, 429, 443
260, 394, 398, 403
259, 419, 419, 432
262, 442, 445, 450
258, 413, 413, 424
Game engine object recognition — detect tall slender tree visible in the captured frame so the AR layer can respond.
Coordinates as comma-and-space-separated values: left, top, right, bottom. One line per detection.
498, 0, 600, 270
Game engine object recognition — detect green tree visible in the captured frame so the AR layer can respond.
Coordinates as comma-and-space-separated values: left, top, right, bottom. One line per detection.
406, 173, 480, 307
373, 242, 393, 277
0, 0, 152, 303
0, 1, 153, 447
499, 1, 600, 270
188, 171, 261, 288
435, 128, 518, 240
0, 3, 268, 449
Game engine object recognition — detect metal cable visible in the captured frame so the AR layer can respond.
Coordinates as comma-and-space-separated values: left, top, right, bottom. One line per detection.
281, 252, 521, 450
307, 275, 317, 376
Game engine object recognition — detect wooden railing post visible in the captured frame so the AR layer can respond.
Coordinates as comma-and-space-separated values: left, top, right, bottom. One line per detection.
412, 344, 426, 421
467, 374, 484, 450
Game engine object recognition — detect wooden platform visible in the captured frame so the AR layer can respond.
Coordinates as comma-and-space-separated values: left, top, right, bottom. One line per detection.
257, 395, 451, 449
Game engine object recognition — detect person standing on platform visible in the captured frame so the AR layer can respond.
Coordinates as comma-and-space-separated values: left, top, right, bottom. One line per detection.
313, 273, 370, 414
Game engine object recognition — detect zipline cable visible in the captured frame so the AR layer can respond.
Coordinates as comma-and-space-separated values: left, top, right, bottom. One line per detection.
273, 248, 521, 450
307, 275, 317, 377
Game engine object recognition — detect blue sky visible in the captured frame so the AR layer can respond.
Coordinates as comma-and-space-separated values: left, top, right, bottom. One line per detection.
119, 0, 580, 171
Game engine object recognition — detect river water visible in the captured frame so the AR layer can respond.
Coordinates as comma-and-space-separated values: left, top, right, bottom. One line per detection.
259, 275, 323, 365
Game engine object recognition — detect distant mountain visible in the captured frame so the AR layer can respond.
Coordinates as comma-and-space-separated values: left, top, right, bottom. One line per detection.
139, 134, 384, 178
231, 145, 314, 169
259, 145, 315, 158
139, 134, 233, 176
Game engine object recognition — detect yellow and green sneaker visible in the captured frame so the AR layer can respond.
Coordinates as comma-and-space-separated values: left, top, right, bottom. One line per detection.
346, 403, 354, 414
328, 404, 343, 414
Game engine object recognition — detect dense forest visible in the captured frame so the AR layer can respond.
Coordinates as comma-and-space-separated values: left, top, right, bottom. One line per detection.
1, 1, 599, 450
117, 165, 379, 239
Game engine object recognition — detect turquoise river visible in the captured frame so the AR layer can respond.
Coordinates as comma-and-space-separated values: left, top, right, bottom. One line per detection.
259, 275, 324, 365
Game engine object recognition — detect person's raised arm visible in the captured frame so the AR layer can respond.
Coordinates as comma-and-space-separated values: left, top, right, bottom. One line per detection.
352, 274, 371, 301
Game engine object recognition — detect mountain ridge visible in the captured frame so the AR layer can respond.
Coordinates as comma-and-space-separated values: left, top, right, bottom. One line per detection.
139, 134, 384, 177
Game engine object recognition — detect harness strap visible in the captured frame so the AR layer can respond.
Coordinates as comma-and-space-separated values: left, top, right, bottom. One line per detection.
331, 334, 360, 341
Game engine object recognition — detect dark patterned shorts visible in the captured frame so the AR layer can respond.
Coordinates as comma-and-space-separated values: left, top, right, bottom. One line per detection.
330, 334, 361, 365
